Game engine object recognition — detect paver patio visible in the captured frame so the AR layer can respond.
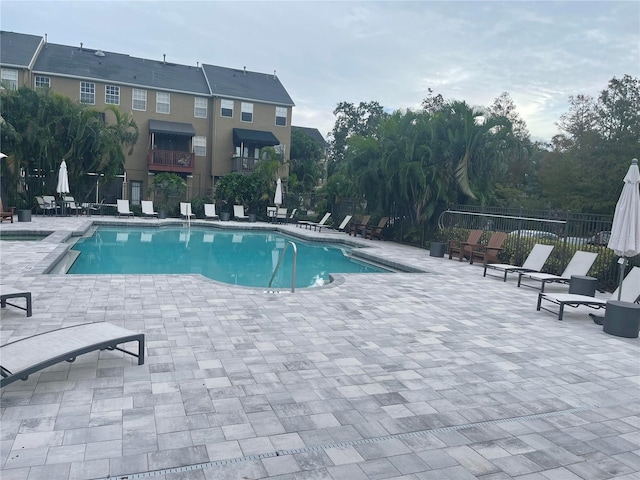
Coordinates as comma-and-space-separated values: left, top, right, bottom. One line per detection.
0, 215, 638, 480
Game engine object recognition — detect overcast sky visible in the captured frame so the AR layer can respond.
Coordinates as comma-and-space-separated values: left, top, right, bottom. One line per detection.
2, 1, 638, 142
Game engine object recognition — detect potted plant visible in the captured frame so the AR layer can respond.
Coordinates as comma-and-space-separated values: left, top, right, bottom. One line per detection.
151, 173, 187, 218
215, 173, 260, 221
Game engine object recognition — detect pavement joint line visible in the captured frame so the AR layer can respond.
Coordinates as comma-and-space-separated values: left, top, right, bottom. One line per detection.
106, 399, 634, 480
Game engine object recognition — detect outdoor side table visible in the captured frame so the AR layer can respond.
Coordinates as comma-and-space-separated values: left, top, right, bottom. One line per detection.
603, 300, 640, 338
430, 242, 446, 258
568, 275, 597, 297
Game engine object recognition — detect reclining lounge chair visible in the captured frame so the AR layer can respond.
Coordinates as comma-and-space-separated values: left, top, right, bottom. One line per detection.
0, 322, 145, 388
233, 205, 249, 221
298, 212, 332, 232
484, 243, 555, 281
0, 285, 32, 316
537, 266, 640, 320
117, 199, 134, 217
141, 200, 158, 218
517, 250, 598, 292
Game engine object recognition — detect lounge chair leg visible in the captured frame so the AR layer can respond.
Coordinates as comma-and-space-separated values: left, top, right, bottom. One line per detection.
558, 305, 564, 321
537, 293, 543, 311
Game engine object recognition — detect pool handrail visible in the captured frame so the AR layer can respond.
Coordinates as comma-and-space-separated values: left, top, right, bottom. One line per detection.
268, 241, 297, 292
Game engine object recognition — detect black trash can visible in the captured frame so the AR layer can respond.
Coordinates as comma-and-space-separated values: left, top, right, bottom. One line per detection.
430, 242, 446, 258
17, 209, 31, 222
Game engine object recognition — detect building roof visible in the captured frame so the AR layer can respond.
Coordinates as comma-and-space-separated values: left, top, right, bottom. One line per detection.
292, 126, 329, 149
32, 43, 211, 95
0, 31, 43, 68
203, 64, 294, 106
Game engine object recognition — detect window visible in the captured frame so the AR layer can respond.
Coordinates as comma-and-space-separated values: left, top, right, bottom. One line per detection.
274, 144, 286, 159
275, 106, 287, 127
241, 102, 253, 123
132, 88, 147, 111
35, 76, 50, 89
193, 136, 206, 156
220, 99, 233, 118
194, 97, 207, 118
80, 82, 95, 104
130, 181, 142, 206
156, 92, 170, 114
105, 85, 120, 105
1, 69, 18, 90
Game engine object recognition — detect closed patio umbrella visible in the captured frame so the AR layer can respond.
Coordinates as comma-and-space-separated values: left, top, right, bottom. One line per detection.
56, 160, 70, 215
274, 178, 283, 206
607, 158, 640, 300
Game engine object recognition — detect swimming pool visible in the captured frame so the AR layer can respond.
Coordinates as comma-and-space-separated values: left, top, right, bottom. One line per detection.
67, 226, 389, 288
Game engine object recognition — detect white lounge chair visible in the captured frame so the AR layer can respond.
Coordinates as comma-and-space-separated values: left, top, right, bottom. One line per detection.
517, 251, 598, 292
276, 207, 288, 223
0, 285, 32, 317
233, 205, 249, 221
63, 196, 83, 216
298, 212, 332, 232
266, 206, 277, 222
180, 202, 195, 219
484, 244, 555, 282
287, 208, 298, 223
117, 199, 133, 217
204, 203, 219, 220
537, 267, 640, 320
141, 200, 158, 218
0, 322, 145, 388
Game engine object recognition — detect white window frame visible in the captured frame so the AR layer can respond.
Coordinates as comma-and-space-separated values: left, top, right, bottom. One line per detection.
80, 81, 95, 104
1, 69, 18, 90
35, 76, 50, 89
193, 136, 207, 156
132, 88, 147, 111
105, 85, 120, 105
194, 97, 207, 118
241, 102, 253, 123
220, 99, 233, 118
275, 106, 287, 127
156, 92, 170, 114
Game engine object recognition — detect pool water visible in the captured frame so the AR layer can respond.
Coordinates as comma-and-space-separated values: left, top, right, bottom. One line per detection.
67, 227, 389, 288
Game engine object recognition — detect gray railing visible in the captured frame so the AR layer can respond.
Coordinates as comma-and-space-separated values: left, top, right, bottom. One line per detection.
268, 241, 297, 292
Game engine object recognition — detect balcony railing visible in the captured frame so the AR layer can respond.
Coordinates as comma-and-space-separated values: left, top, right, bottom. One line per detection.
147, 149, 194, 174
231, 156, 259, 174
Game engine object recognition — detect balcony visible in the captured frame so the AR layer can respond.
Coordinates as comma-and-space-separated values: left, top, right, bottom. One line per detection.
147, 149, 194, 174
231, 156, 259, 174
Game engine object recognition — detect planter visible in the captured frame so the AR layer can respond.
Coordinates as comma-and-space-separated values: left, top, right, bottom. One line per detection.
220, 212, 231, 221
17, 209, 32, 222
248, 213, 257, 223
429, 241, 446, 257
158, 209, 167, 219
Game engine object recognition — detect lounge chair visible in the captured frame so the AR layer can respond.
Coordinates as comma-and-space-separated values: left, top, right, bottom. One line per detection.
484, 244, 555, 281
349, 215, 371, 237
0, 199, 15, 223
298, 212, 332, 231
117, 199, 134, 217
365, 217, 389, 240
35, 196, 56, 216
537, 266, 640, 320
469, 231, 508, 265
0, 322, 145, 388
0, 285, 32, 317
287, 208, 298, 223
42, 195, 59, 216
63, 196, 83, 216
266, 206, 277, 222
333, 215, 353, 232
449, 229, 483, 261
276, 207, 288, 223
518, 250, 598, 292
180, 202, 195, 219
141, 200, 158, 218
233, 205, 249, 221
204, 203, 219, 220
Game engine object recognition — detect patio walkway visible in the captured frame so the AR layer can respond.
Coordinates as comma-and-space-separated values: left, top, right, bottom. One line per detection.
1, 215, 638, 480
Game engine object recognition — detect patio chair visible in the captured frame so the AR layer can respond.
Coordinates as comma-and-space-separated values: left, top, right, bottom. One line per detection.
484, 244, 555, 281
517, 250, 598, 292
537, 266, 640, 320
35, 196, 56, 216
365, 216, 389, 240
349, 215, 371, 237
233, 204, 249, 221
117, 199, 134, 217
0, 322, 145, 388
63, 196, 83, 216
287, 208, 298, 223
180, 202, 195, 219
1, 285, 32, 317
0, 199, 15, 223
298, 212, 332, 232
449, 229, 483, 261
266, 206, 277, 222
204, 203, 219, 220
469, 231, 508, 265
276, 207, 288, 223
141, 200, 158, 219
333, 215, 353, 232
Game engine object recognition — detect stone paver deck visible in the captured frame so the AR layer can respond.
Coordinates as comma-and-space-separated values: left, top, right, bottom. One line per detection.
0, 215, 638, 480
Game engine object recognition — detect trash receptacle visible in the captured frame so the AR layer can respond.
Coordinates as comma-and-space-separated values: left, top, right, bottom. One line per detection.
17, 209, 31, 222
430, 241, 446, 258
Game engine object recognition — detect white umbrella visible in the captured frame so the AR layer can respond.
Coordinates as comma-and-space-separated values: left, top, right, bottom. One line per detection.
607, 158, 640, 300
56, 160, 70, 195
274, 177, 283, 206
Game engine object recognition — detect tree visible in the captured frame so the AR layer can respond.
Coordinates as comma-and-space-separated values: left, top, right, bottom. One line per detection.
289, 129, 324, 193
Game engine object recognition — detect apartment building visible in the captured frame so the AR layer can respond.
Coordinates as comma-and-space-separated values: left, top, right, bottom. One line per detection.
0, 31, 294, 204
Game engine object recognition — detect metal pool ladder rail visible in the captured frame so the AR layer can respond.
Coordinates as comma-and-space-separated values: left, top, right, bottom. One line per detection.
268, 241, 297, 292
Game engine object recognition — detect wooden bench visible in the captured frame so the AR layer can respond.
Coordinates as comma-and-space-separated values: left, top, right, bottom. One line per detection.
1, 323, 145, 387
1, 285, 32, 317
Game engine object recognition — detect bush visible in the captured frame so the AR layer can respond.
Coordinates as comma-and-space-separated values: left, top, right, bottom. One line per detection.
189, 195, 212, 219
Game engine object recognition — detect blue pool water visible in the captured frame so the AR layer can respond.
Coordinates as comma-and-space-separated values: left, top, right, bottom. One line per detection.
67, 227, 389, 288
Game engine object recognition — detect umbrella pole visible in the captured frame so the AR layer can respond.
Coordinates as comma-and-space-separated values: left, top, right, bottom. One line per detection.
617, 257, 627, 301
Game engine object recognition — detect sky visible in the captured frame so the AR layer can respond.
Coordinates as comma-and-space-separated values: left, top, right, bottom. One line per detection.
1, 1, 638, 142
